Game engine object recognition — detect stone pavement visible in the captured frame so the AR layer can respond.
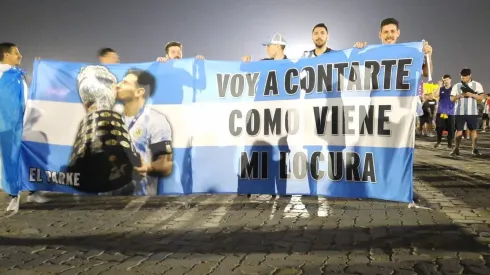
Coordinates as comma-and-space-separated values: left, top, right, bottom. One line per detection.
1, 134, 490, 275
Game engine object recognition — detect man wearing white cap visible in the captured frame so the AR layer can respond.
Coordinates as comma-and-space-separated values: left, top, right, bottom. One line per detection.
242, 33, 288, 62
241, 33, 289, 201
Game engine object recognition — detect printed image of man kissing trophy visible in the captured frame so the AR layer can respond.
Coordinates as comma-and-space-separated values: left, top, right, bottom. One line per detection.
67, 65, 142, 194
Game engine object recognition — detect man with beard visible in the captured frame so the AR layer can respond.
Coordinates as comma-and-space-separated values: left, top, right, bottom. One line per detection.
354, 18, 432, 203
302, 23, 334, 58
156, 41, 204, 62
112, 69, 174, 195
353, 18, 433, 77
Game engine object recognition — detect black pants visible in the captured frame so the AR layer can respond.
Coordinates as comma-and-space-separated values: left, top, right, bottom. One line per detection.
435, 114, 454, 145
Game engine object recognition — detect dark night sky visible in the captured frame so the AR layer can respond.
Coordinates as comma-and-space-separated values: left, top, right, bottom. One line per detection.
2, 0, 490, 88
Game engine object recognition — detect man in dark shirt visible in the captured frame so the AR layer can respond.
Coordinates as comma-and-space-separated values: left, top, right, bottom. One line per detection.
433, 75, 455, 148
420, 93, 437, 137
302, 23, 334, 58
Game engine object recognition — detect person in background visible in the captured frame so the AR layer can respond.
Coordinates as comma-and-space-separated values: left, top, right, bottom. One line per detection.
1, 42, 50, 211
433, 75, 455, 148
156, 41, 204, 62
450, 68, 485, 156
420, 93, 437, 137
98, 48, 120, 64
482, 94, 490, 132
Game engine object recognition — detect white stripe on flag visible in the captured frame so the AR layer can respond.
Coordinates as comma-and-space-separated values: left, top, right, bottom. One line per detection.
24, 97, 416, 148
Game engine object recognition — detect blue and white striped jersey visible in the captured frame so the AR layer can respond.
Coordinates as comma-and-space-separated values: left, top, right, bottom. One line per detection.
451, 81, 484, 116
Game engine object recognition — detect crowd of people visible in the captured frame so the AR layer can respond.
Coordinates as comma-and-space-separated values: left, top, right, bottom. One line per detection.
3, 16, 483, 213
418, 71, 488, 156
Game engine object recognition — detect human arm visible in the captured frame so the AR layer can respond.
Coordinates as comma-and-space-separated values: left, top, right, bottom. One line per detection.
450, 84, 461, 102
134, 113, 173, 177
471, 82, 485, 101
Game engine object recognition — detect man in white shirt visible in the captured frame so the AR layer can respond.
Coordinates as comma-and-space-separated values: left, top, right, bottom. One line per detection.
111, 69, 174, 195
450, 68, 485, 156
0, 42, 49, 211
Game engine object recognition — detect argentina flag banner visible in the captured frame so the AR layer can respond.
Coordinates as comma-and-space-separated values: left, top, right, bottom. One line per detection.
10, 42, 423, 202
0, 65, 25, 196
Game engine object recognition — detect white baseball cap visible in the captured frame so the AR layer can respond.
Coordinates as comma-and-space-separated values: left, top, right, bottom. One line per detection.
261, 33, 287, 46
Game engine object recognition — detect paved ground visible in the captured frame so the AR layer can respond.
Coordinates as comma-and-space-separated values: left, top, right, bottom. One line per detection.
1, 133, 490, 275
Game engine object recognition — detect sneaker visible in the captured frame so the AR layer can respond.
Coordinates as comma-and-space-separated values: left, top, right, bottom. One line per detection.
27, 193, 50, 203
6, 197, 19, 212
433, 143, 440, 149
472, 149, 481, 156
449, 148, 460, 156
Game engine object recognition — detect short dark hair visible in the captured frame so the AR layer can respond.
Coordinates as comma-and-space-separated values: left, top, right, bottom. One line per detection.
380, 18, 399, 29
460, 68, 471, 77
443, 74, 451, 79
165, 41, 182, 54
98, 48, 116, 57
0, 42, 17, 62
125, 69, 156, 98
312, 23, 328, 33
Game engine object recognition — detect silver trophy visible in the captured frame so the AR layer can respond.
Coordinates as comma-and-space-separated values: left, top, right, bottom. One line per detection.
67, 65, 141, 194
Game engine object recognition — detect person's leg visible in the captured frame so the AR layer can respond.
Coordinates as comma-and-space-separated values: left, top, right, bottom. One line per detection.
419, 117, 426, 134
467, 115, 480, 156
426, 115, 434, 137
482, 114, 488, 131
446, 115, 455, 147
434, 115, 444, 147
451, 116, 465, 156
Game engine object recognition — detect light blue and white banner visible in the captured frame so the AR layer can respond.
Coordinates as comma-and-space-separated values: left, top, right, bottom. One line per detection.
8, 42, 423, 202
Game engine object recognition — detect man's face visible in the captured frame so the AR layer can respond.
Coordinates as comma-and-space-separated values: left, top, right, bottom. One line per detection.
100, 52, 120, 64
379, 24, 400, 44
116, 73, 144, 102
443, 77, 451, 86
166, 46, 182, 59
312, 27, 328, 48
266, 44, 280, 58
461, 75, 471, 83
3, 46, 22, 66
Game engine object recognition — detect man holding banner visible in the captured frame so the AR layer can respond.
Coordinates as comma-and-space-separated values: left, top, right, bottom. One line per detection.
1, 42, 50, 212
240, 33, 289, 201
354, 18, 433, 76
302, 23, 335, 58
98, 48, 120, 64
110, 69, 174, 195
156, 41, 204, 62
